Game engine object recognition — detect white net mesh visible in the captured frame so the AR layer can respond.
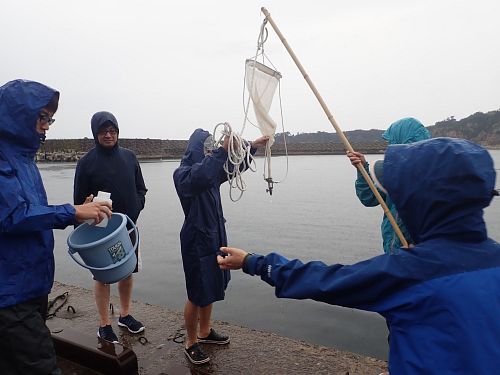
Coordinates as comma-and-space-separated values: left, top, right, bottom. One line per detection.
245, 59, 282, 146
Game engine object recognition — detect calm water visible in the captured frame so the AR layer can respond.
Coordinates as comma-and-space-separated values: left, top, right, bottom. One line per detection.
41, 152, 500, 359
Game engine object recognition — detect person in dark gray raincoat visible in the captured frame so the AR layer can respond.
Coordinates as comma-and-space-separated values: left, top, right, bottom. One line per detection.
74, 111, 147, 344
173, 128, 268, 364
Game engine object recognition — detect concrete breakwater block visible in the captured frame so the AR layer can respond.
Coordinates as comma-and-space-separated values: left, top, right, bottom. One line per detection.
48, 323, 138, 374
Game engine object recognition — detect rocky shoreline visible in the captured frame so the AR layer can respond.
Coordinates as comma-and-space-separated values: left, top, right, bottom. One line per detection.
37, 139, 388, 162
37, 137, 500, 162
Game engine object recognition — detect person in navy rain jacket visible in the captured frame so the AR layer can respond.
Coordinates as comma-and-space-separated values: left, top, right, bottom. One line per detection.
74, 111, 148, 344
218, 137, 500, 375
173, 128, 268, 365
0, 79, 112, 375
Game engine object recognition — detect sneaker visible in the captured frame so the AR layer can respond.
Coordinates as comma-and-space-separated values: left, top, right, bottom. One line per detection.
197, 328, 230, 345
118, 314, 145, 334
97, 325, 119, 344
184, 343, 210, 365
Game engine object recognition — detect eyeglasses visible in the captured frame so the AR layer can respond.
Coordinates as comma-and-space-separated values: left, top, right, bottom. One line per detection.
98, 128, 118, 136
38, 113, 55, 125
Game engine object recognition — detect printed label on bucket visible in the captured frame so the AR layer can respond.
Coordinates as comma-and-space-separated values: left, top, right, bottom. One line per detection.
108, 241, 126, 263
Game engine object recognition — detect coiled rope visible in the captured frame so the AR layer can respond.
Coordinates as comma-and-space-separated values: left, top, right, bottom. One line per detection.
210, 122, 256, 202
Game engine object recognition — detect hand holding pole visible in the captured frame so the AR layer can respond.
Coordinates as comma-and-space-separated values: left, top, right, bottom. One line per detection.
260, 7, 408, 248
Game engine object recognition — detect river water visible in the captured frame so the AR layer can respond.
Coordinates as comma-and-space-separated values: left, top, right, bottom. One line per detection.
40, 151, 500, 359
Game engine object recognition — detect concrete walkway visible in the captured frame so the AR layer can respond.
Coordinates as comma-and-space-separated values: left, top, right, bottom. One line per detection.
48, 281, 387, 375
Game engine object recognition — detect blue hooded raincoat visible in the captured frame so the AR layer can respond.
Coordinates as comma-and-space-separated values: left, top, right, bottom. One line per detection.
355, 117, 431, 252
0, 80, 76, 309
244, 138, 500, 374
174, 129, 256, 307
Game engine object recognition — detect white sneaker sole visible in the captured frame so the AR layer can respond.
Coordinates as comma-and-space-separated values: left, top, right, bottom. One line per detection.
117, 321, 145, 334
184, 348, 210, 365
97, 330, 119, 344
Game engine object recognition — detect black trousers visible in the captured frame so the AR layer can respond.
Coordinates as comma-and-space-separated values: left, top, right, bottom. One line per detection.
0, 295, 61, 375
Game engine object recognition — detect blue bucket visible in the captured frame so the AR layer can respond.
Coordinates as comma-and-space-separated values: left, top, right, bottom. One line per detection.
67, 213, 138, 284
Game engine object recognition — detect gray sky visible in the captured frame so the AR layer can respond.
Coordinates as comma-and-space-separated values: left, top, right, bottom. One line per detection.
1, 0, 499, 141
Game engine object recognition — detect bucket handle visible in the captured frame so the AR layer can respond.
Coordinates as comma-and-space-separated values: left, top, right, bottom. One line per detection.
68, 215, 139, 271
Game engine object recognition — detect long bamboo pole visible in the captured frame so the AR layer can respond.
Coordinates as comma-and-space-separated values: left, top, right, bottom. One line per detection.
261, 7, 408, 248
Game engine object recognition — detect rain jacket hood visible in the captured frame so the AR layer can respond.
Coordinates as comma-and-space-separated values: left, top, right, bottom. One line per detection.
181, 128, 210, 167
382, 117, 431, 145
384, 137, 495, 243
91, 111, 119, 148
0, 79, 58, 154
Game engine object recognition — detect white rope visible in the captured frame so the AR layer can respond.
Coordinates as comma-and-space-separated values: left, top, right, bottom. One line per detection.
241, 19, 268, 136
262, 79, 289, 192
211, 122, 256, 202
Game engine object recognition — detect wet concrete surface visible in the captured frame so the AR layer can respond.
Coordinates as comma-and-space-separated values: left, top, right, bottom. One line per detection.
48, 281, 387, 375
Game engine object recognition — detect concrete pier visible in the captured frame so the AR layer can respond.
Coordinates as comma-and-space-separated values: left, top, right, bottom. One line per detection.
48, 281, 388, 374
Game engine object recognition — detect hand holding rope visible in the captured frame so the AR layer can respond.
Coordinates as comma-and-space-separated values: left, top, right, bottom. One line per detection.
212, 122, 256, 202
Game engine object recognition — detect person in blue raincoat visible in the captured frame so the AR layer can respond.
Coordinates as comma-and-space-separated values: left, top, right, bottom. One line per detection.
0, 79, 112, 375
219, 137, 500, 375
347, 117, 431, 253
173, 128, 268, 365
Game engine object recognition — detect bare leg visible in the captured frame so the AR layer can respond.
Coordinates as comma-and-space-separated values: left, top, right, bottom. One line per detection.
95, 281, 111, 326
184, 300, 200, 348
118, 274, 133, 317
198, 304, 213, 338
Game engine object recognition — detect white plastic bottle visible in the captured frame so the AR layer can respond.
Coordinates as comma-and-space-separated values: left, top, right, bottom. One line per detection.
93, 191, 112, 228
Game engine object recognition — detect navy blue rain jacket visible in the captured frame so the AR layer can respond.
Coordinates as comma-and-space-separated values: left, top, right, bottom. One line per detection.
0, 80, 76, 308
173, 129, 257, 307
244, 138, 500, 374
73, 111, 147, 223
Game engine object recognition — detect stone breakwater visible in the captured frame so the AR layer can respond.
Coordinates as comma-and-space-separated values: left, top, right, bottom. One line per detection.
37, 139, 387, 162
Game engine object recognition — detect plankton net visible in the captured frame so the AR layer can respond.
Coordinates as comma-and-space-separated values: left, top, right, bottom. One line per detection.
242, 19, 288, 196
244, 59, 281, 148
208, 18, 288, 202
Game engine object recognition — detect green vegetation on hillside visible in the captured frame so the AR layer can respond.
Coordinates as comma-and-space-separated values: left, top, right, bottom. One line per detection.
275, 109, 500, 147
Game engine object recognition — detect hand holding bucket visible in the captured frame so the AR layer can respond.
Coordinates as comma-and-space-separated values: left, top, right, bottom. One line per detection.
67, 213, 139, 284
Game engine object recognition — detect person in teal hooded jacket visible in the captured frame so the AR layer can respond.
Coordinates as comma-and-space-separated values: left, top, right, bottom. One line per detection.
347, 117, 431, 253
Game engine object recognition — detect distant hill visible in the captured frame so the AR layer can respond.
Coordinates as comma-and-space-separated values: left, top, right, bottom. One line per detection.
427, 110, 500, 146
275, 129, 384, 144
275, 110, 500, 147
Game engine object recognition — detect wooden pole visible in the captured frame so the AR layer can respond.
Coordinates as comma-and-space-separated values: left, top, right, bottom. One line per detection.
261, 7, 408, 248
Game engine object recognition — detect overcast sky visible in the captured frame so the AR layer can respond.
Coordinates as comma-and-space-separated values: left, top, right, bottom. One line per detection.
1, 0, 499, 141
